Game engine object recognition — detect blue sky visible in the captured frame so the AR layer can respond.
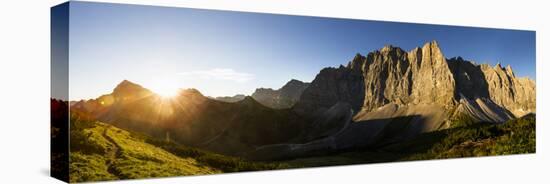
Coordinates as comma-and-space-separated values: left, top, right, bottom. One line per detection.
65, 1, 536, 100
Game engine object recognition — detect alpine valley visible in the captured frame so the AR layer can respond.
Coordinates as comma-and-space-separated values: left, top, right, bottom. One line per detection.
65, 41, 535, 182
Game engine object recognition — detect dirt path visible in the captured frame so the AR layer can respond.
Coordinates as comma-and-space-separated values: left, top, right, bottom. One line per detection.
102, 127, 124, 179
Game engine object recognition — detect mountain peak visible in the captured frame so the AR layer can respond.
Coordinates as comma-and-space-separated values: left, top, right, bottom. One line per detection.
112, 80, 151, 98
380, 44, 407, 54
422, 40, 441, 50
348, 53, 366, 71
114, 80, 141, 91
179, 88, 204, 97
380, 45, 395, 52
505, 64, 515, 77
286, 79, 305, 85
119, 79, 132, 84
115, 79, 140, 88
420, 40, 440, 53
251, 79, 310, 109
425, 40, 440, 48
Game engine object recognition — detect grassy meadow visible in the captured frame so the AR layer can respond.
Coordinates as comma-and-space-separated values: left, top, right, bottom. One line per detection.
69, 113, 535, 182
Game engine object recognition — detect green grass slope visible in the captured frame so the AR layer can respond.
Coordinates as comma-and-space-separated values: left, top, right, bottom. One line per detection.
68, 112, 535, 182
403, 114, 535, 160
69, 117, 220, 182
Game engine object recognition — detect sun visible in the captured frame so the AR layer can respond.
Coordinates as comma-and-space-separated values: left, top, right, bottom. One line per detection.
149, 83, 180, 99
156, 88, 179, 98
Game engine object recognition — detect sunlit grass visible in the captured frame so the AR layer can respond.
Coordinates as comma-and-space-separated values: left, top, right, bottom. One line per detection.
69, 116, 289, 182
69, 119, 220, 182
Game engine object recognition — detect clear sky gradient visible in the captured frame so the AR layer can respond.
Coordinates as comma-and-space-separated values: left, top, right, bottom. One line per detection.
66, 1, 536, 100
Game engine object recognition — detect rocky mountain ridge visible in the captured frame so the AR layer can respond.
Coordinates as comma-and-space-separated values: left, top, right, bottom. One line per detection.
211, 79, 309, 109
248, 41, 535, 159
293, 41, 535, 122
251, 79, 309, 109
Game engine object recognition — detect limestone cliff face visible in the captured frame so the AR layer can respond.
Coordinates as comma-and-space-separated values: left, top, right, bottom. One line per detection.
447, 57, 536, 119
293, 41, 535, 122
294, 41, 458, 117
480, 63, 536, 117
410, 41, 456, 107
346, 41, 456, 113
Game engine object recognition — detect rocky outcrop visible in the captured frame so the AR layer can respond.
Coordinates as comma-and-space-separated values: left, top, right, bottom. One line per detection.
251, 79, 310, 109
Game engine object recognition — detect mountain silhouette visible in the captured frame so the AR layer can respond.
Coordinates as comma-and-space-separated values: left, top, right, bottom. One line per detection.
71, 80, 310, 156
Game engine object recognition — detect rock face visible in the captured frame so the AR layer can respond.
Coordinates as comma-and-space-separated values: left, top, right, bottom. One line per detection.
294, 41, 535, 123
448, 57, 536, 118
294, 41, 458, 118
479, 63, 536, 117
251, 79, 310, 109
